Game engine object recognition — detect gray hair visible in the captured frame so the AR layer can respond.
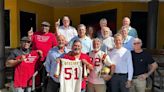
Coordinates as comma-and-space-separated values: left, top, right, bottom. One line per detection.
93, 38, 102, 44
78, 24, 86, 29
62, 16, 70, 21
100, 18, 107, 24
123, 17, 130, 22
73, 39, 82, 45
114, 33, 123, 39
121, 26, 128, 32
57, 35, 66, 40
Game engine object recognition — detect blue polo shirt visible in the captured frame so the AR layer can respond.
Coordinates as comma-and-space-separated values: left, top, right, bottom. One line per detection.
123, 35, 135, 51
68, 36, 93, 54
45, 47, 69, 82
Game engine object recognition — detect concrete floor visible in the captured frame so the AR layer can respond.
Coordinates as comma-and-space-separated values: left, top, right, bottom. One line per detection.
0, 89, 11, 92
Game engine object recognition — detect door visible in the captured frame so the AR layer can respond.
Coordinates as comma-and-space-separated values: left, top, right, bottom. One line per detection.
80, 9, 117, 35
20, 11, 36, 38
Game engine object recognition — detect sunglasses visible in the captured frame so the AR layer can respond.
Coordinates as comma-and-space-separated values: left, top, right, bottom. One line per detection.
42, 25, 50, 27
133, 42, 141, 45
22, 41, 31, 43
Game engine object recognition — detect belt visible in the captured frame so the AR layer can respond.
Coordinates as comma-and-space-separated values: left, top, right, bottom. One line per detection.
114, 73, 127, 76
132, 76, 138, 79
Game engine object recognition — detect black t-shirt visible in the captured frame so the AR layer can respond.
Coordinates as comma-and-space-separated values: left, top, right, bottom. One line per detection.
131, 50, 155, 76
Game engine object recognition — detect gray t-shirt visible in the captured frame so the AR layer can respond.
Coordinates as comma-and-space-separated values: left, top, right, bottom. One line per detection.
7, 48, 30, 60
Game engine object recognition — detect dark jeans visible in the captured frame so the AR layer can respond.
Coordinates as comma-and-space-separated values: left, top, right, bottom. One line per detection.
36, 61, 48, 92
46, 78, 60, 92
41, 67, 48, 92
111, 74, 129, 92
106, 80, 111, 92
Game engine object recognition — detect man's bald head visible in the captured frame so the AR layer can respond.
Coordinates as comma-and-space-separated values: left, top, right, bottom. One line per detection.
57, 35, 66, 48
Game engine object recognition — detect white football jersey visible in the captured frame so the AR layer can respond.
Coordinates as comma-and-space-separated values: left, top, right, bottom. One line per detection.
56, 59, 85, 92
88, 50, 112, 84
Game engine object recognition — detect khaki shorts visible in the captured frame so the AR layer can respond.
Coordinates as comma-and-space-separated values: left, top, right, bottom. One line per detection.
87, 82, 106, 92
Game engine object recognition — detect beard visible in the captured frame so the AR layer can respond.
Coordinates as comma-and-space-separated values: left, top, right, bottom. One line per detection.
73, 48, 80, 54
102, 34, 109, 39
42, 29, 48, 33
93, 47, 100, 52
58, 44, 65, 49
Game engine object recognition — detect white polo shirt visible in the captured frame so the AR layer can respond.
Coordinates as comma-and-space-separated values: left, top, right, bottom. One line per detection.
58, 26, 78, 43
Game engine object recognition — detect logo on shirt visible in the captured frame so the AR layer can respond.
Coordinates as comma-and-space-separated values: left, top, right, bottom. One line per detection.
140, 59, 143, 62
24, 54, 37, 63
64, 61, 81, 65
36, 35, 50, 42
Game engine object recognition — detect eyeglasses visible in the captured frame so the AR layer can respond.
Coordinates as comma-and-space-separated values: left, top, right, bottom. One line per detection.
133, 42, 141, 45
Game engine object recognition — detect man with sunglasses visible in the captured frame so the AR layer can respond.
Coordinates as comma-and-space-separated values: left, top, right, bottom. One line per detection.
6, 37, 43, 92
130, 38, 158, 92
28, 21, 58, 61
28, 21, 58, 92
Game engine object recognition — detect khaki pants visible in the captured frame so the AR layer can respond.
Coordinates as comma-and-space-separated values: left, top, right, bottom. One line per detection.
87, 82, 106, 92
15, 87, 31, 92
130, 78, 146, 92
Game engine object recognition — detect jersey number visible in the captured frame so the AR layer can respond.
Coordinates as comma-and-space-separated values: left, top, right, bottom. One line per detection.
64, 68, 79, 80
94, 58, 100, 66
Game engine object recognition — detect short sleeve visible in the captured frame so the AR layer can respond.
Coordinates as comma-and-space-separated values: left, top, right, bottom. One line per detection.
104, 55, 112, 66
7, 49, 20, 60
146, 52, 155, 64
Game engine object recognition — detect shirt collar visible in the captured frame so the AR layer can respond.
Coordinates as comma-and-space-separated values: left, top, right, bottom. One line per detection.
61, 25, 70, 29
78, 35, 87, 40
128, 26, 132, 30
123, 36, 130, 44
53, 46, 68, 54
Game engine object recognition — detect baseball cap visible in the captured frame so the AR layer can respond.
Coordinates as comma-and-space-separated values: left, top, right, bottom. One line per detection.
21, 36, 30, 41
41, 21, 50, 26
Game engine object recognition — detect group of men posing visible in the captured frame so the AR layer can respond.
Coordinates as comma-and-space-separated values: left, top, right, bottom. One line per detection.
6, 16, 158, 92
